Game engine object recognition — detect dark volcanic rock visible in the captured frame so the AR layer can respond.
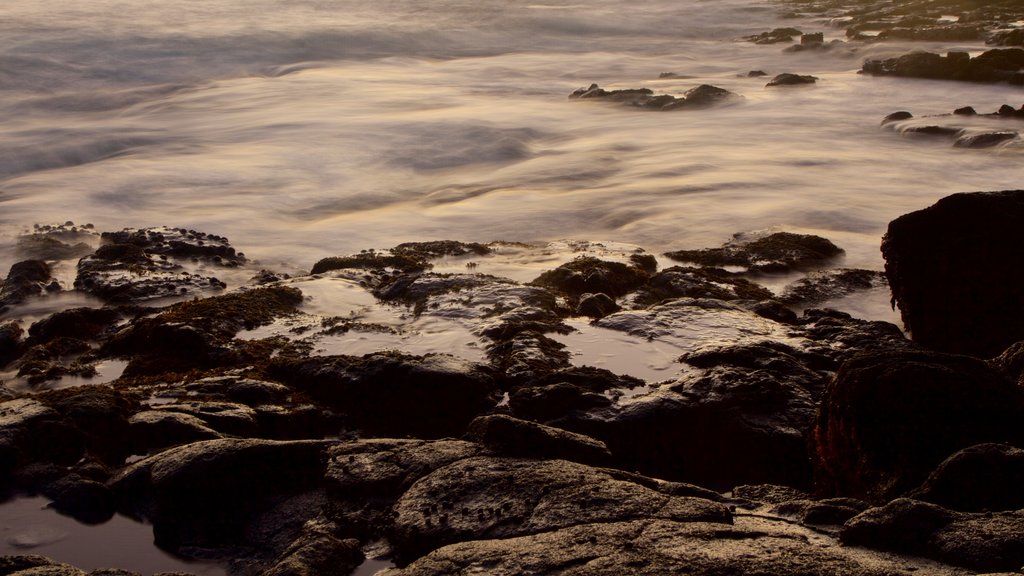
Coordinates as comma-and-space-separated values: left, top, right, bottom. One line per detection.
128, 410, 224, 452
766, 73, 818, 86
0, 321, 24, 367
387, 517, 938, 576
575, 292, 619, 318
631, 266, 772, 305
507, 381, 613, 423
665, 232, 843, 273
388, 455, 731, 560
778, 269, 887, 306
881, 190, 1024, 357
531, 256, 650, 299
863, 48, 1024, 83
262, 518, 364, 576
0, 399, 83, 485
907, 443, 1024, 512
570, 83, 741, 110
43, 474, 116, 524
465, 414, 612, 466
744, 27, 802, 44
37, 386, 139, 465
269, 352, 497, 438
842, 498, 1024, 572
153, 401, 258, 437
0, 260, 52, 312
109, 438, 332, 552
813, 349, 1024, 502
26, 308, 122, 346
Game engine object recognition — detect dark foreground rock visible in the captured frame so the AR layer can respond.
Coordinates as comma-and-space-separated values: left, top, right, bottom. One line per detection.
842, 498, 1024, 572
907, 443, 1024, 512
385, 516, 959, 576
813, 349, 1024, 502
882, 190, 1024, 357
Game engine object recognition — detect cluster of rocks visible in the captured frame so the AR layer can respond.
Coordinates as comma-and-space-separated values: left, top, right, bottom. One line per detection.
862, 48, 1024, 85
881, 105, 1024, 148
779, 0, 1024, 46
3, 192, 1024, 575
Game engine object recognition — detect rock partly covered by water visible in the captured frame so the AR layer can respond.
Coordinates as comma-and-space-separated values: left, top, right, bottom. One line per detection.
880, 105, 1024, 149
569, 84, 741, 110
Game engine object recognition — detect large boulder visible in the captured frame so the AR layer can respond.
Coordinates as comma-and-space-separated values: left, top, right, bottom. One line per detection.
813, 350, 1024, 502
882, 190, 1024, 357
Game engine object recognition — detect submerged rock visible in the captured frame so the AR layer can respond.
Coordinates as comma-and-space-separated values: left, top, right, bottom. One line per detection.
778, 269, 887, 306
881, 190, 1024, 356
531, 256, 650, 299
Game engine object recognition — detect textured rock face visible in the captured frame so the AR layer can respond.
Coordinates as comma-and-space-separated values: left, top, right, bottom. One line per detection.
384, 517, 955, 576
907, 443, 1024, 512
813, 350, 1024, 502
882, 190, 1024, 357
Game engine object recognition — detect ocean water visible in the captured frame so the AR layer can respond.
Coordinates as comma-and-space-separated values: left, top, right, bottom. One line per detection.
1, 0, 1020, 282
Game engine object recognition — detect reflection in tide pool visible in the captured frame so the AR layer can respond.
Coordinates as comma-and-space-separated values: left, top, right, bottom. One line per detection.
0, 497, 225, 575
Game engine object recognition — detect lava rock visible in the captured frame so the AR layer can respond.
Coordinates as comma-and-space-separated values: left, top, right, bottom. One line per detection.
631, 266, 772, 305
766, 73, 818, 86
778, 269, 887, 306
863, 48, 1024, 83
531, 256, 650, 298
813, 349, 1024, 502
128, 410, 224, 453
465, 414, 612, 466
907, 443, 1024, 512
110, 438, 333, 552
881, 190, 1024, 356
269, 352, 497, 438
665, 232, 843, 273
569, 84, 741, 110
388, 455, 731, 560
0, 260, 52, 313
953, 131, 1018, 148
262, 518, 364, 576
744, 27, 802, 44
507, 382, 613, 423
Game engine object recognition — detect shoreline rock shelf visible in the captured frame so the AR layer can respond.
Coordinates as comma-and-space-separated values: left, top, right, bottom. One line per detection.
2, 192, 1024, 574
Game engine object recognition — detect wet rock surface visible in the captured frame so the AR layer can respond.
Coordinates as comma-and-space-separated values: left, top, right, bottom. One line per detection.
0, 208, 1018, 576
863, 49, 1024, 84
569, 83, 741, 110
882, 105, 1024, 149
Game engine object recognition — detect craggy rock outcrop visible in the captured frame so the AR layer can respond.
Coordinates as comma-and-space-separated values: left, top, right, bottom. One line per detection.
387, 456, 731, 560
842, 498, 1024, 572
570, 84, 741, 110
268, 353, 498, 438
531, 256, 650, 299
102, 285, 304, 375
813, 350, 1024, 502
0, 321, 23, 367
665, 232, 844, 273
881, 190, 1024, 357
862, 49, 1024, 84
74, 227, 243, 303
907, 443, 1024, 512
385, 516, 955, 576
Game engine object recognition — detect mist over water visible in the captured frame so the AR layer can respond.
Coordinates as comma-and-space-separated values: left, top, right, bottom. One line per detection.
1, 0, 1020, 283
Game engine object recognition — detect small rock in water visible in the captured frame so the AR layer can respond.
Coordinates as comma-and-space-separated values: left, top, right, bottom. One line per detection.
765, 73, 818, 87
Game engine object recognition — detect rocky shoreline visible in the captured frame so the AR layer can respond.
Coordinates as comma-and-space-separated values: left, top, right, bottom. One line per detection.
1, 190, 1024, 575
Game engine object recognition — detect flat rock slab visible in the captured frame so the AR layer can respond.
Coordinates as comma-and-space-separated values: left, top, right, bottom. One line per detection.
389, 456, 731, 559
384, 516, 972, 576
